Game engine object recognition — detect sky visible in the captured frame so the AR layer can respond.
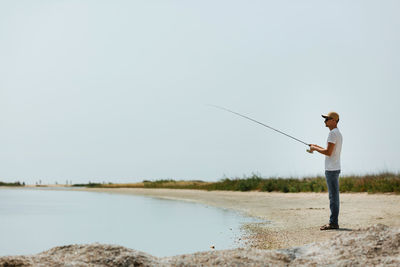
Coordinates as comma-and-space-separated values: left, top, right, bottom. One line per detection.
1, 0, 399, 184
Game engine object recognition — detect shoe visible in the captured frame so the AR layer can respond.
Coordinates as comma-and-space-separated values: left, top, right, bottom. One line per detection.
320, 223, 339, 230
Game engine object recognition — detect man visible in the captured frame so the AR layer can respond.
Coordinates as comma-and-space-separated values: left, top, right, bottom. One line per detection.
309, 112, 343, 230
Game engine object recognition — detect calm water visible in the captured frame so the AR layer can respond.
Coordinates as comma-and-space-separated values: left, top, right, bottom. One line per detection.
0, 188, 255, 257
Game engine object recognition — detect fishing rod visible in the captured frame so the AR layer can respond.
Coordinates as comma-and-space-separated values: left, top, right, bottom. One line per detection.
209, 105, 313, 153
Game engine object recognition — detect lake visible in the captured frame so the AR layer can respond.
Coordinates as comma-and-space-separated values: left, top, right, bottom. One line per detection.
0, 188, 256, 257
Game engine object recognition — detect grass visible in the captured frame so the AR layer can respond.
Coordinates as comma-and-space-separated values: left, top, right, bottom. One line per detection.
72, 172, 400, 194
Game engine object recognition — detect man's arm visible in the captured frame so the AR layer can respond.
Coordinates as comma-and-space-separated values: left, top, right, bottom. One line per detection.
310, 143, 335, 156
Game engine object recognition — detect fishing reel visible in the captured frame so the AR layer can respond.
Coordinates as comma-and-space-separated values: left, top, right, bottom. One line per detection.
306, 149, 314, 154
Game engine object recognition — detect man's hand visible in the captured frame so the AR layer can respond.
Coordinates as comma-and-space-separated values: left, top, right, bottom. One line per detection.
308, 143, 335, 156
309, 144, 320, 152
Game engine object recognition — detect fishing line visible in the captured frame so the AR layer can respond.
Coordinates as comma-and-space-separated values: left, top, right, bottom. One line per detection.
208, 104, 312, 153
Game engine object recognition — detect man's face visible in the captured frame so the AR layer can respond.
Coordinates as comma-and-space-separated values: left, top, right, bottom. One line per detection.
324, 117, 336, 128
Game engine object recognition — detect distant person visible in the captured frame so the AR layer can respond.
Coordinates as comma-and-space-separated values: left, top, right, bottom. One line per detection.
309, 112, 343, 230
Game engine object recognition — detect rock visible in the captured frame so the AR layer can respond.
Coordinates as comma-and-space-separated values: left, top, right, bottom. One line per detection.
1, 224, 399, 266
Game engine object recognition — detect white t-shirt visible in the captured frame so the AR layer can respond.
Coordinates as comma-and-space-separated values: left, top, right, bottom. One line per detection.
325, 128, 342, 171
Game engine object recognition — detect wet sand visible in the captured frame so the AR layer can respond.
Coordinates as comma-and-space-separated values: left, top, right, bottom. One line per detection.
76, 188, 400, 249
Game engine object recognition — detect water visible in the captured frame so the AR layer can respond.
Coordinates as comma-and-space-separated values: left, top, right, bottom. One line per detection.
0, 188, 255, 257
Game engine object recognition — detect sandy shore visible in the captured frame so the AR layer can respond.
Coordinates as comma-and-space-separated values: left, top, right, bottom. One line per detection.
75, 188, 400, 249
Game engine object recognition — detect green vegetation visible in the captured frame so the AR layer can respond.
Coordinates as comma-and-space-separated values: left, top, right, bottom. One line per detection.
72, 182, 104, 188
0, 181, 25, 186
338, 173, 400, 193
72, 172, 400, 194
72, 180, 210, 189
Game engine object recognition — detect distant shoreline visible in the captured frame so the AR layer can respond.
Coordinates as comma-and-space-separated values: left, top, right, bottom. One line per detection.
2, 172, 400, 193
71, 187, 400, 249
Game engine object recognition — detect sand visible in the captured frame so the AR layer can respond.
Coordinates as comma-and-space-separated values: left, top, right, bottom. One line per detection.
75, 188, 400, 249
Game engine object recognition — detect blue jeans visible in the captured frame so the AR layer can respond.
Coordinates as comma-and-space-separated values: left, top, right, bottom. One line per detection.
325, 170, 340, 225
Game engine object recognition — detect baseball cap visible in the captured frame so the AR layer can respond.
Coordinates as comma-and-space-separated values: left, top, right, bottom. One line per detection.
322, 111, 339, 121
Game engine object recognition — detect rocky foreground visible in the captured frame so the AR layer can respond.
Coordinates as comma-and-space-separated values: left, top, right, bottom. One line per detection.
1, 224, 399, 267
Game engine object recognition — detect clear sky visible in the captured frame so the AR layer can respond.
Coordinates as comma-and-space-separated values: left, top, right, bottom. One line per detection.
1, 0, 399, 184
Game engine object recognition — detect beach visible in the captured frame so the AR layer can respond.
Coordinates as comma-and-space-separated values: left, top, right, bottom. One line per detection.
75, 188, 400, 249
2, 187, 400, 266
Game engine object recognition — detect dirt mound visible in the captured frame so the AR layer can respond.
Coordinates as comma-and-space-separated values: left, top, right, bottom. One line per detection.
1, 224, 399, 266
0, 244, 158, 267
